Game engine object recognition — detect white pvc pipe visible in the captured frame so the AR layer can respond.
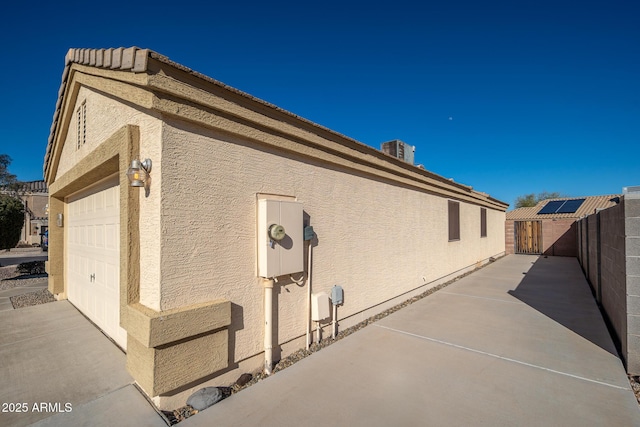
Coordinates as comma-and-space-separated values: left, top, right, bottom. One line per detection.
306, 241, 312, 350
264, 278, 274, 375
332, 303, 337, 339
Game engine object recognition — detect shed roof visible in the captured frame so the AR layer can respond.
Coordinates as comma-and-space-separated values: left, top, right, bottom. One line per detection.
506, 195, 620, 220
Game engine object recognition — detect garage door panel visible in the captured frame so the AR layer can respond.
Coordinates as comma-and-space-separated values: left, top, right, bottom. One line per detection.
87, 224, 95, 247
106, 263, 117, 292
95, 224, 105, 248
95, 190, 105, 211
66, 180, 126, 350
105, 224, 117, 250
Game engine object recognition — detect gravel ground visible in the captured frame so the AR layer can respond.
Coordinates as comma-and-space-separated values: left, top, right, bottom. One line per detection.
0, 265, 20, 282
11, 288, 55, 308
629, 376, 640, 404
1, 265, 53, 308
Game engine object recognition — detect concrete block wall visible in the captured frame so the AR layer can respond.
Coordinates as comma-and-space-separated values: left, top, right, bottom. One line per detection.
543, 219, 577, 257
599, 202, 627, 357
625, 195, 640, 373
577, 195, 640, 374
579, 219, 588, 274
587, 215, 599, 297
505, 221, 514, 254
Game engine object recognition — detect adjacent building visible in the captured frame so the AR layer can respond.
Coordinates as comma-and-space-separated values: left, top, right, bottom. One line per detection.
0, 180, 49, 247
505, 195, 620, 257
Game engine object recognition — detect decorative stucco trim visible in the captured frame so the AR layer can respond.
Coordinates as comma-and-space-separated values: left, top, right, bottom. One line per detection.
46, 125, 141, 320
127, 329, 229, 396
126, 300, 231, 348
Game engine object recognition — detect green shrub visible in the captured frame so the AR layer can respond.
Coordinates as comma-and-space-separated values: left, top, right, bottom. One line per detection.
16, 261, 46, 275
0, 194, 24, 250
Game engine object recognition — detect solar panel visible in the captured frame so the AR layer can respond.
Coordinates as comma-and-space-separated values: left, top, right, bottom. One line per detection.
538, 200, 564, 214
556, 198, 585, 214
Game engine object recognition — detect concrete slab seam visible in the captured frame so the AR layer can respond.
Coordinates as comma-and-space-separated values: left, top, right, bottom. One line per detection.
88, 383, 132, 403
373, 324, 631, 391
0, 324, 88, 349
439, 291, 524, 305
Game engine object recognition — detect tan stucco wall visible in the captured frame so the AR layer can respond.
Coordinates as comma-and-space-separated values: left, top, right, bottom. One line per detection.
56, 86, 164, 311
44, 58, 506, 405
160, 118, 506, 363
45, 67, 234, 404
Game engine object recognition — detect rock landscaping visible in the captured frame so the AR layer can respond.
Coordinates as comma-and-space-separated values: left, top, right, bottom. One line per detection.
10, 287, 55, 308
1, 264, 52, 309
629, 376, 640, 405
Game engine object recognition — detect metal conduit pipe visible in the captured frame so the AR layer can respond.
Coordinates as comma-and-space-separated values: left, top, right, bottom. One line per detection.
263, 278, 275, 375
306, 241, 312, 350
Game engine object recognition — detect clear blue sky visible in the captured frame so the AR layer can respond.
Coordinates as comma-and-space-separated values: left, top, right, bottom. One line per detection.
0, 0, 638, 208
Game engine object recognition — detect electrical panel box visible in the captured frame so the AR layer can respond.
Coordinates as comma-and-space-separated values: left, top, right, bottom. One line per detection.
311, 292, 330, 321
331, 285, 344, 306
257, 198, 303, 278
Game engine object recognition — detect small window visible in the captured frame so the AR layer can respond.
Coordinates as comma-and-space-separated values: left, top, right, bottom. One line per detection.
76, 101, 86, 150
480, 208, 487, 237
448, 200, 460, 241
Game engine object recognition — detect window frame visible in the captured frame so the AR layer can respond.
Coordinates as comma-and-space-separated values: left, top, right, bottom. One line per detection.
480, 207, 487, 238
448, 200, 460, 241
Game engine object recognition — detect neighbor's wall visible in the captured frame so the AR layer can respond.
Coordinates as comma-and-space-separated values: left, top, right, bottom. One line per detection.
505, 220, 515, 254
56, 86, 164, 310
542, 219, 577, 257
160, 118, 506, 365
578, 195, 640, 373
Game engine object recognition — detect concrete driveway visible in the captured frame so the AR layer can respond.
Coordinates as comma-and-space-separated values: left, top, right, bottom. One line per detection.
181, 255, 640, 426
0, 301, 166, 427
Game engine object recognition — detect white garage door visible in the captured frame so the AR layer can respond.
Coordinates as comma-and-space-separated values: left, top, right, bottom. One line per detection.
66, 177, 127, 350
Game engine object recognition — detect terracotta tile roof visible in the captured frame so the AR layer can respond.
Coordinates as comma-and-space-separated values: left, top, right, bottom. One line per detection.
506, 195, 621, 220
0, 180, 48, 194
18, 180, 48, 193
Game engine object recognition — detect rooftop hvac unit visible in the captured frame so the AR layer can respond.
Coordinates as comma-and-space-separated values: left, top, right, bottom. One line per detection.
381, 140, 415, 165
623, 186, 640, 195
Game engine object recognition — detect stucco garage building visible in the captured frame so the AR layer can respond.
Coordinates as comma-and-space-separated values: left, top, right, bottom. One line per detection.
44, 47, 508, 408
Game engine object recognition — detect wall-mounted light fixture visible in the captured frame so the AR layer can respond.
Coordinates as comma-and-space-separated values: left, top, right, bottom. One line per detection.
57, 213, 64, 227
127, 158, 152, 187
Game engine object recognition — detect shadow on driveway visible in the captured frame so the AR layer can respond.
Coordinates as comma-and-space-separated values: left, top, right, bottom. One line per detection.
508, 256, 618, 356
